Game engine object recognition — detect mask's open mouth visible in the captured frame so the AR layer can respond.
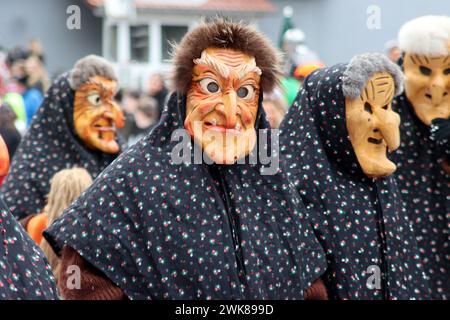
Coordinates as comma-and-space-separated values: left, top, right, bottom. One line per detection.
93, 119, 116, 139
203, 120, 242, 135
368, 137, 383, 145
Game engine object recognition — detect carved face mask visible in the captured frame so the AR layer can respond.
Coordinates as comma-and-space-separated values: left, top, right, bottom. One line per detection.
185, 48, 261, 164
73, 75, 125, 154
0, 135, 9, 185
346, 72, 401, 178
403, 52, 450, 126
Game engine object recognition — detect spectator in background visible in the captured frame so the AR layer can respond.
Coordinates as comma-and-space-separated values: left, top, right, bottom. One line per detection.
119, 90, 141, 141
5, 47, 28, 94
22, 54, 49, 126
263, 88, 288, 128
0, 103, 21, 158
25, 54, 50, 94
23, 168, 93, 279
384, 40, 402, 63
28, 38, 45, 64
127, 95, 159, 145
146, 72, 168, 117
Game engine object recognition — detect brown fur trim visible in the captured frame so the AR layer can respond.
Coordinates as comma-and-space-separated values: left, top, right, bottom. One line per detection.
171, 18, 282, 93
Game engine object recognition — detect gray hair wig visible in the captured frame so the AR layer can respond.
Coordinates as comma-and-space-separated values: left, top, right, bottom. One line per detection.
342, 53, 404, 99
68, 55, 118, 91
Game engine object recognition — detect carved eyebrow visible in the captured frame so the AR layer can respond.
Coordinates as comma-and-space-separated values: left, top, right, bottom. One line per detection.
193, 50, 262, 80
416, 55, 424, 65
86, 79, 111, 94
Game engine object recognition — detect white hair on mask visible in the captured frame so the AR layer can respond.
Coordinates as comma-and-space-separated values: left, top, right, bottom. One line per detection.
398, 15, 450, 56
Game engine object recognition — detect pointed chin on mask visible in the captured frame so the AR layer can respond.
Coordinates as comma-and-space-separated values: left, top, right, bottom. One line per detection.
74, 76, 125, 154
185, 48, 261, 165
346, 72, 401, 178
403, 52, 450, 126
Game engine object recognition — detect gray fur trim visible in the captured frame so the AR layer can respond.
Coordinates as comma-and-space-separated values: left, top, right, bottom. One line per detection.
68, 55, 118, 90
342, 53, 404, 99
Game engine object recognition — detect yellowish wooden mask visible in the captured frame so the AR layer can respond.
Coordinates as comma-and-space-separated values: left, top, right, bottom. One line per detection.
185, 48, 262, 164
346, 72, 401, 178
403, 50, 450, 126
73, 75, 125, 154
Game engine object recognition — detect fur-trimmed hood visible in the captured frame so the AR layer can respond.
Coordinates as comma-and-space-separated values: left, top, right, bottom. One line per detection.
171, 18, 282, 94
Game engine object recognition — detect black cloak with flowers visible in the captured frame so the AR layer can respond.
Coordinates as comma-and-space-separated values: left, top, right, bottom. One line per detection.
0, 197, 58, 299
0, 74, 122, 220
44, 92, 327, 300
280, 62, 431, 300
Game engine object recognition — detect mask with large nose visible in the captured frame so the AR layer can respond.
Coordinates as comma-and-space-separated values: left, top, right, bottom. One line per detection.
403, 52, 450, 126
346, 72, 401, 178
185, 48, 262, 164
73, 75, 125, 154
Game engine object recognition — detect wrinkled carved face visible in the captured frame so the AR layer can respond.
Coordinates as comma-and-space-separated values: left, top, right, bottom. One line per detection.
403, 52, 450, 126
74, 75, 125, 154
185, 48, 261, 164
346, 72, 401, 178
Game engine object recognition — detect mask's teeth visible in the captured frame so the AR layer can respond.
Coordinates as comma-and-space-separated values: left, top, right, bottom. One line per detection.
235, 123, 241, 131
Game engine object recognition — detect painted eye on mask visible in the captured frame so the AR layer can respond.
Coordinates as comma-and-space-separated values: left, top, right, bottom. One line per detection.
87, 93, 102, 106
237, 85, 255, 100
364, 102, 373, 114
419, 66, 432, 76
444, 68, 450, 75
199, 78, 220, 94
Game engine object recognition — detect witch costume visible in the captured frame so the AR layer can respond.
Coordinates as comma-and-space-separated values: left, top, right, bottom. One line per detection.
391, 93, 449, 299
43, 91, 327, 300
0, 73, 122, 220
0, 197, 58, 299
279, 56, 431, 299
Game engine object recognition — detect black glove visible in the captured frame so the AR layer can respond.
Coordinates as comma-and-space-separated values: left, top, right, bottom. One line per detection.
430, 117, 450, 158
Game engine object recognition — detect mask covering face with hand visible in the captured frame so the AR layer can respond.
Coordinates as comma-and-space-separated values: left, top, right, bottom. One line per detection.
346, 72, 401, 178
185, 48, 262, 165
73, 75, 125, 154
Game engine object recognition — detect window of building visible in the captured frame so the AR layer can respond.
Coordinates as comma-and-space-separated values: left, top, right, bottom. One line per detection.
108, 25, 118, 62
161, 25, 188, 61
130, 25, 149, 63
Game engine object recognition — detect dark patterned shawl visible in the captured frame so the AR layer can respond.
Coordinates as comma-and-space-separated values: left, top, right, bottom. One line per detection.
280, 64, 431, 299
1, 74, 123, 220
391, 93, 449, 299
44, 92, 327, 300
0, 197, 58, 299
